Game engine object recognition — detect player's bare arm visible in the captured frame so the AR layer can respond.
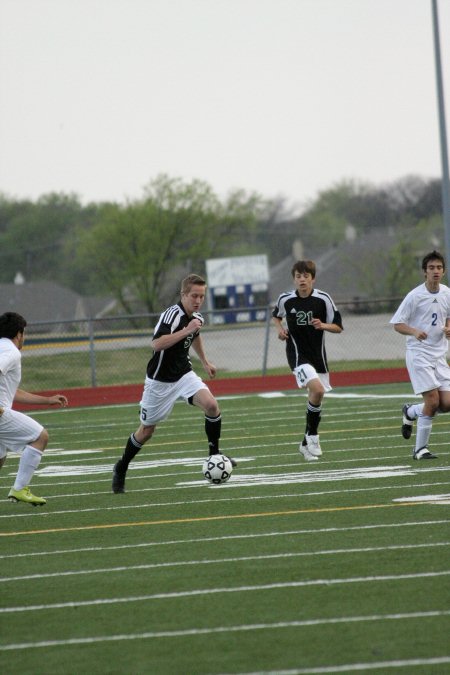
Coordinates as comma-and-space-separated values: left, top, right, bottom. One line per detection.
393, 322, 428, 341
191, 335, 217, 378
14, 389, 68, 407
273, 317, 289, 341
444, 318, 450, 338
310, 318, 343, 333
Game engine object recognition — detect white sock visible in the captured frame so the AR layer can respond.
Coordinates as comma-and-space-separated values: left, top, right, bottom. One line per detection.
13, 446, 43, 491
415, 415, 433, 452
407, 403, 423, 420
408, 403, 442, 421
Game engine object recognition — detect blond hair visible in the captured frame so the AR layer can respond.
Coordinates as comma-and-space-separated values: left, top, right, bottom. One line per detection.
181, 274, 206, 295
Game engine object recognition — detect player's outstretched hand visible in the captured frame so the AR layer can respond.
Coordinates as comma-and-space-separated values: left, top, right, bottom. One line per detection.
49, 394, 69, 407
204, 361, 217, 379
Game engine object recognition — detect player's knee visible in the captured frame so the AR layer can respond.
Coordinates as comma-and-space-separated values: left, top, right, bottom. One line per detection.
205, 400, 220, 417
430, 403, 440, 416
424, 399, 440, 417
308, 385, 324, 405
193, 390, 220, 417
34, 428, 49, 452
438, 393, 450, 413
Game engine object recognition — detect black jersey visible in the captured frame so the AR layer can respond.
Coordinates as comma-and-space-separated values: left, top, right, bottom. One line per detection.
146, 302, 200, 382
272, 288, 343, 373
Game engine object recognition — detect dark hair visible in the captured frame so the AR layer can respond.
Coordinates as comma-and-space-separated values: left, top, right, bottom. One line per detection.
422, 250, 445, 272
291, 260, 316, 279
0, 312, 27, 339
181, 274, 206, 294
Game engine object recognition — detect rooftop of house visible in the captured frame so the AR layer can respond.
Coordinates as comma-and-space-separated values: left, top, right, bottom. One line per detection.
0, 280, 113, 325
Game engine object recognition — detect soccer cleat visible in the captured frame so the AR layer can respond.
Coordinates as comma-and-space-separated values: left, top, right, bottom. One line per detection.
402, 404, 414, 440
299, 443, 319, 462
226, 456, 238, 468
305, 434, 322, 457
8, 486, 46, 506
112, 460, 126, 493
413, 446, 437, 460
210, 452, 237, 468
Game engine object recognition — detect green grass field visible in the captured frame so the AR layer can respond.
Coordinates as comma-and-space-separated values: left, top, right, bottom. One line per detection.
1, 383, 449, 674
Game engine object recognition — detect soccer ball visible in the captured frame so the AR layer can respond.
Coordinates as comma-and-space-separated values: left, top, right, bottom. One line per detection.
202, 454, 233, 484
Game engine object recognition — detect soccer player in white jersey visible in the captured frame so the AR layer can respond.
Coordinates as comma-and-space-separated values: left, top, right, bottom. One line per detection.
272, 260, 343, 461
0, 312, 68, 505
112, 274, 235, 493
390, 250, 450, 460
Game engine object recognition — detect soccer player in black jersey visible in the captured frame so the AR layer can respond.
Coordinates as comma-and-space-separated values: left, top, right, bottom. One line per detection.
272, 260, 343, 461
112, 274, 234, 493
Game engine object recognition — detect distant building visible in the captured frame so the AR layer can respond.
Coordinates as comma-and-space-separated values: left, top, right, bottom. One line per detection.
0, 281, 113, 329
206, 254, 269, 324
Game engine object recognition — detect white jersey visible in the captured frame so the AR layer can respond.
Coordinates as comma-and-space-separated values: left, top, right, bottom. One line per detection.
390, 282, 450, 358
0, 337, 21, 408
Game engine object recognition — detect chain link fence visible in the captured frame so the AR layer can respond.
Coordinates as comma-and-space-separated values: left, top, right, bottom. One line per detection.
20, 299, 406, 391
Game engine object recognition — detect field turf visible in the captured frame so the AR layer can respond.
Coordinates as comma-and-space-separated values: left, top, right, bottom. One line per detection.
1, 383, 449, 674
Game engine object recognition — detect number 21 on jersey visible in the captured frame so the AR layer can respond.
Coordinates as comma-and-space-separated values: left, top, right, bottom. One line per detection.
296, 310, 313, 325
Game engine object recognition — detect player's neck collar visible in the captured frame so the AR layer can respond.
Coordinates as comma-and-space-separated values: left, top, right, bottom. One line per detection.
425, 282, 440, 294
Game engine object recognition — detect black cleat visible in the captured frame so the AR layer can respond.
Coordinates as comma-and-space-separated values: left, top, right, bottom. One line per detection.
112, 461, 126, 493
413, 446, 437, 460
401, 403, 414, 440
210, 452, 237, 468
219, 454, 237, 467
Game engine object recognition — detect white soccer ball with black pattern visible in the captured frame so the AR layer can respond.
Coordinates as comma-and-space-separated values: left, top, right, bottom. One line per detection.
202, 454, 233, 484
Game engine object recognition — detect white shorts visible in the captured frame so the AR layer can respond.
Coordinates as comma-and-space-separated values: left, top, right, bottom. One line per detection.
406, 351, 450, 395
293, 364, 332, 392
140, 371, 209, 426
0, 408, 44, 458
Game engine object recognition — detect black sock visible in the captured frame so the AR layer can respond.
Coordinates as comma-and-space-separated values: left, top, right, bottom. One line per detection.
119, 433, 142, 470
306, 401, 322, 436
205, 413, 221, 454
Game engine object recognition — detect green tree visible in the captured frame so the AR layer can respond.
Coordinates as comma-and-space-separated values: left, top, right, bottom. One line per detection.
76, 175, 262, 314
61, 200, 116, 296
270, 176, 444, 262
383, 215, 445, 298
0, 192, 84, 284
338, 214, 445, 303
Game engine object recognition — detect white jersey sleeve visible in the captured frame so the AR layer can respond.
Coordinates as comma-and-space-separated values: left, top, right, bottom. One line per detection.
0, 338, 21, 408
390, 283, 450, 357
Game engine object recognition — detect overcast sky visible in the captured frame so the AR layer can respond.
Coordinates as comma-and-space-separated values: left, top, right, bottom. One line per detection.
0, 0, 449, 212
